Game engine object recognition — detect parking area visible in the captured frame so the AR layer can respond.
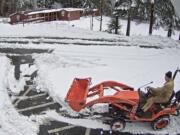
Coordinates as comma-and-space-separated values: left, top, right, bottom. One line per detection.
5, 49, 134, 135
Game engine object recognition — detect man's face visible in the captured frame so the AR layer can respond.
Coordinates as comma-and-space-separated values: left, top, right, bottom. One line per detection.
165, 75, 170, 81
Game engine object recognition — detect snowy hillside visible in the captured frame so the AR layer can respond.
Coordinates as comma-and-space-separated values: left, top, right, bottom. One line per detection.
0, 17, 180, 135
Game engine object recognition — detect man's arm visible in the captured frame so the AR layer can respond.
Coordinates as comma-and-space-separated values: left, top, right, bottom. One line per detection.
149, 86, 164, 96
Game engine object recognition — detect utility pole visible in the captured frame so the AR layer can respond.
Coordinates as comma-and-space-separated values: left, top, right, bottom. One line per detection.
149, 0, 154, 35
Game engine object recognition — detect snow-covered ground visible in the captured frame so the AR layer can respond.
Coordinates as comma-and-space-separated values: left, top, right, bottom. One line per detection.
66, 16, 180, 40
0, 57, 38, 135
0, 16, 180, 135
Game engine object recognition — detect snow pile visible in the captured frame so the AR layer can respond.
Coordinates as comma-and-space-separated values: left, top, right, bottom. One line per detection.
6, 65, 26, 94
30, 110, 110, 130
0, 56, 38, 135
127, 35, 180, 49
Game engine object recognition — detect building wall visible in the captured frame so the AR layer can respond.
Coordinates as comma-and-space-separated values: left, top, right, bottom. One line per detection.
93, 10, 100, 16
26, 13, 45, 22
10, 13, 27, 24
59, 10, 68, 20
10, 15, 17, 24
68, 10, 81, 21
10, 9, 87, 24
59, 10, 81, 21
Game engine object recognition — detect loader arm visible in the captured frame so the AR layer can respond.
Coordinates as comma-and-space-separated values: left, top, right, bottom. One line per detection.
65, 78, 136, 112
88, 80, 134, 97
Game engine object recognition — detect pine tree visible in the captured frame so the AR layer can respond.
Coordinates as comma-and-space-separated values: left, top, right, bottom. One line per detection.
107, 16, 121, 34
114, 0, 180, 30
16, 0, 34, 11
154, 0, 179, 29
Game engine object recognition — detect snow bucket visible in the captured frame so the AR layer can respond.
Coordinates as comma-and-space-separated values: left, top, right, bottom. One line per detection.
65, 78, 91, 112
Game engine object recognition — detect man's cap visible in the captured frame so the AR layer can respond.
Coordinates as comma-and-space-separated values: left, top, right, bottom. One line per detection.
165, 71, 172, 78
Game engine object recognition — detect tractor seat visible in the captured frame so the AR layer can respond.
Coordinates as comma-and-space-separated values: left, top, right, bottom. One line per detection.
175, 90, 180, 102
153, 91, 175, 113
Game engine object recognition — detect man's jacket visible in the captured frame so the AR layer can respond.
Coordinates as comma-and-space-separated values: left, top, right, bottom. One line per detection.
150, 79, 174, 103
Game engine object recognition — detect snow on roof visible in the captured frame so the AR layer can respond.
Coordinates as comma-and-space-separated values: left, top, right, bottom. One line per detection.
9, 12, 23, 17
27, 8, 84, 15
9, 13, 17, 17
62, 8, 84, 12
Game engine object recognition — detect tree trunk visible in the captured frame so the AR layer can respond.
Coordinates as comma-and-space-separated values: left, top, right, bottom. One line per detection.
149, 3, 154, 35
91, 12, 94, 30
99, 0, 103, 31
0, 0, 5, 16
126, 8, 131, 36
115, 15, 118, 34
167, 28, 172, 37
167, 23, 172, 37
11, 0, 16, 13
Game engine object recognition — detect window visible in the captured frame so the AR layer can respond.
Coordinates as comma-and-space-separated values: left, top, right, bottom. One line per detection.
61, 11, 65, 16
16, 15, 20, 21
68, 13, 70, 18
28, 15, 32, 19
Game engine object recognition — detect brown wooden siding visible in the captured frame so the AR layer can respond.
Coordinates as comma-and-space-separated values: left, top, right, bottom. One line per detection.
9, 9, 98, 24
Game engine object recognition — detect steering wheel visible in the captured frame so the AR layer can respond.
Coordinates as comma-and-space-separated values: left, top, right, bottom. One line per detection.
146, 86, 152, 91
145, 86, 153, 97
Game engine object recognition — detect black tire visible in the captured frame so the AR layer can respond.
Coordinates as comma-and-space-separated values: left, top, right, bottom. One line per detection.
151, 115, 170, 130
177, 103, 180, 111
173, 109, 180, 116
176, 109, 179, 116
110, 118, 126, 132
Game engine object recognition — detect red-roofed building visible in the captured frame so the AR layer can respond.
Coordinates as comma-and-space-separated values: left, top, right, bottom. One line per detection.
9, 8, 92, 24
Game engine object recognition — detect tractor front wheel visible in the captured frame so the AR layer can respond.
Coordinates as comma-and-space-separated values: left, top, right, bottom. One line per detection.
151, 115, 170, 130
110, 118, 125, 132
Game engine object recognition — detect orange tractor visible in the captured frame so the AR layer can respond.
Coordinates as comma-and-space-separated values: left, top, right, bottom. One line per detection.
65, 70, 180, 132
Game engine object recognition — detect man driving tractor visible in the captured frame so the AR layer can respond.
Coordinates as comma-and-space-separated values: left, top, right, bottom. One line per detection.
65, 69, 180, 131
141, 71, 174, 112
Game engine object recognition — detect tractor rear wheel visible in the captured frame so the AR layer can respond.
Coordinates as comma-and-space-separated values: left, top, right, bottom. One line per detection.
110, 118, 125, 132
151, 115, 170, 130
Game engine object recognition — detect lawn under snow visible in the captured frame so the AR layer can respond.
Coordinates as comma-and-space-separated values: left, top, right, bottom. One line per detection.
0, 16, 180, 135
